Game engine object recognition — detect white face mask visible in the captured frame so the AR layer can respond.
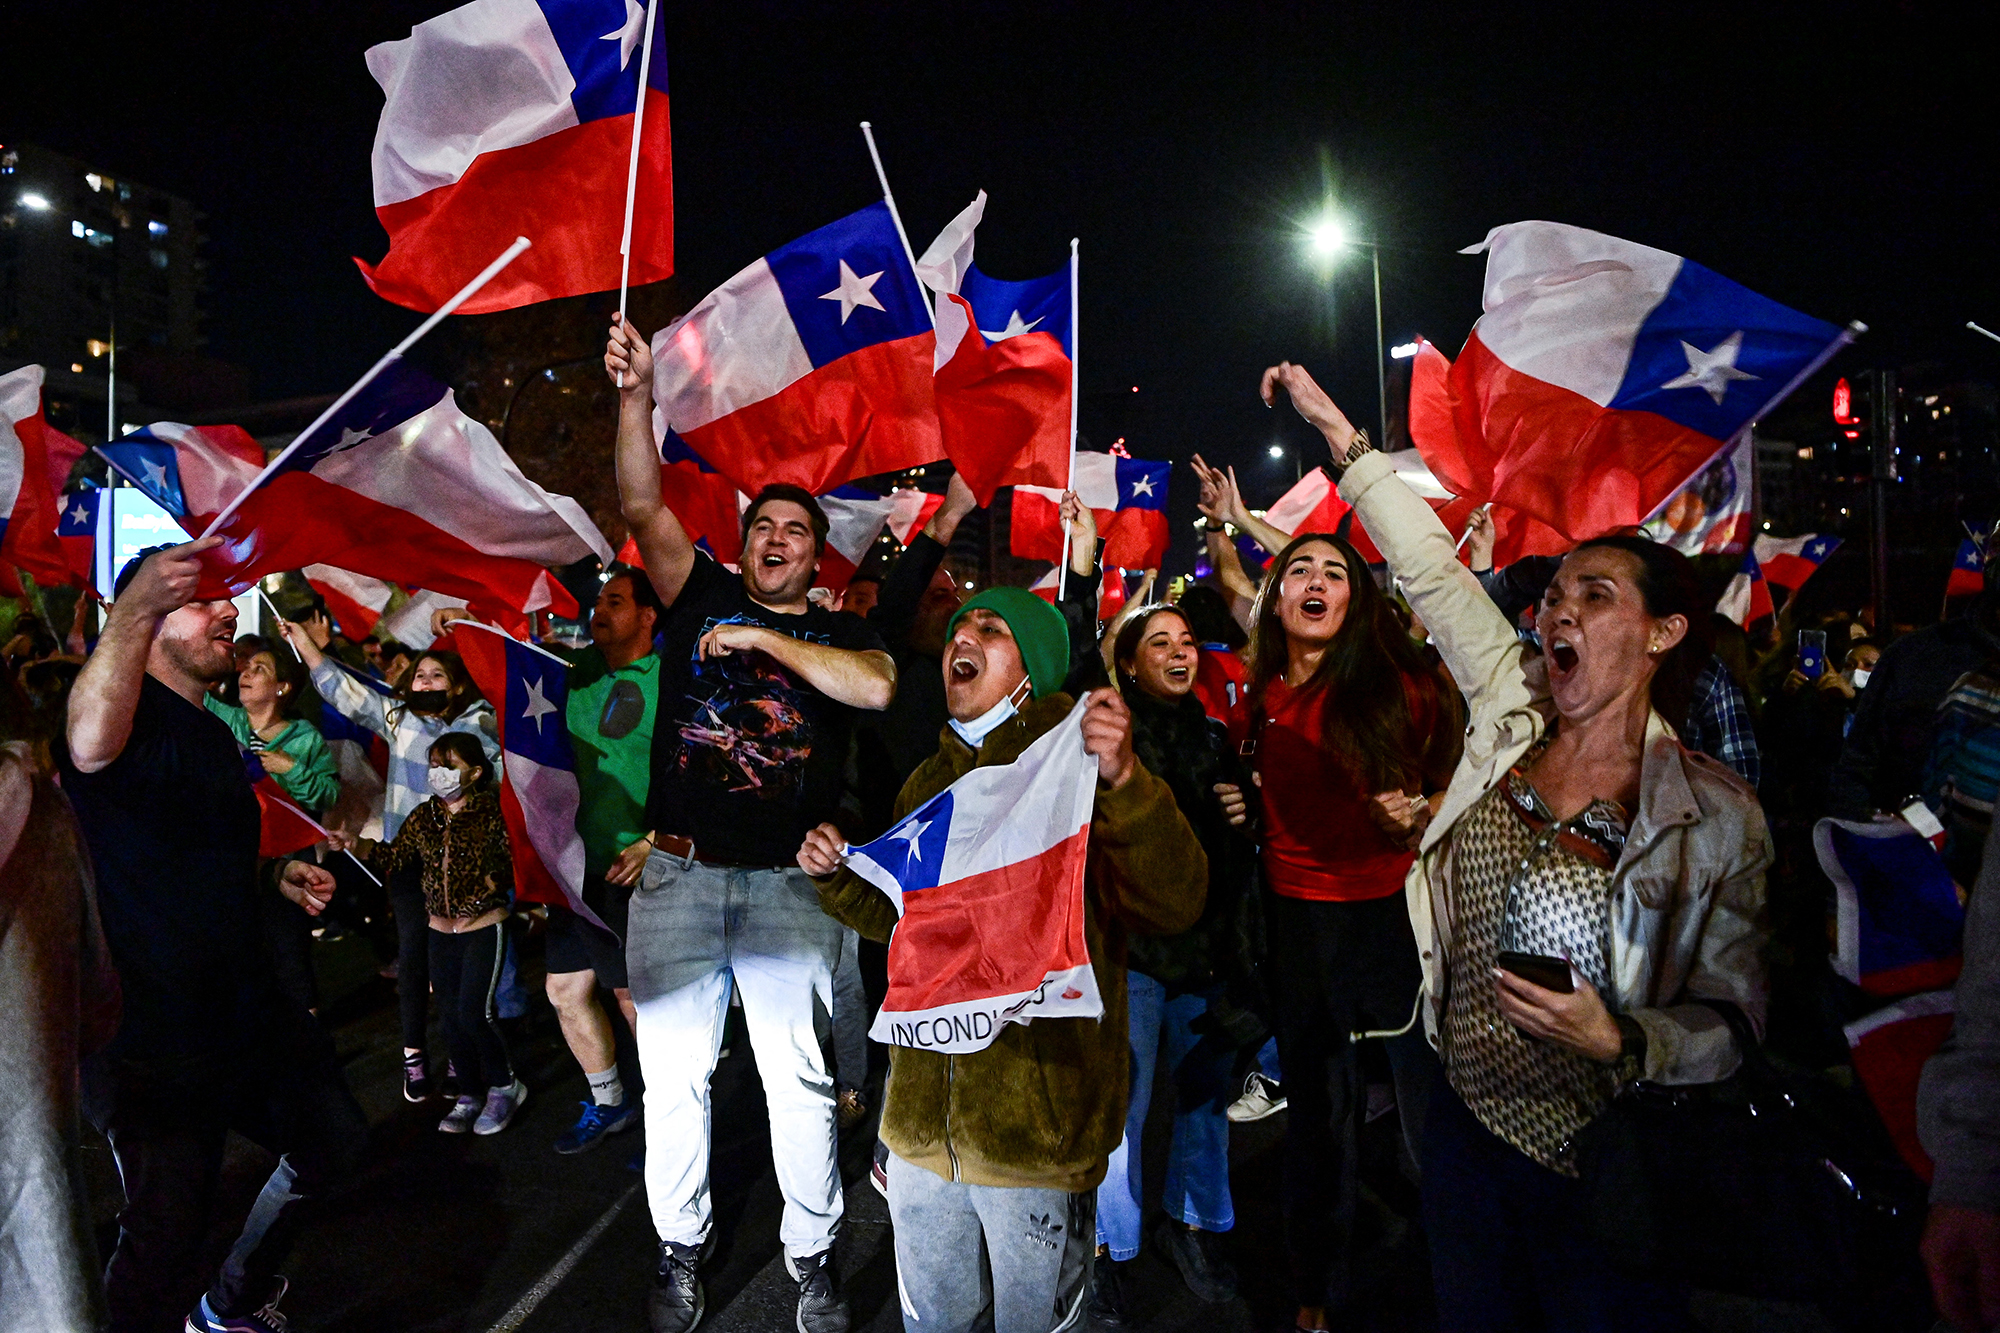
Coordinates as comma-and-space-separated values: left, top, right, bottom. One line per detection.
948, 677, 1033, 749
427, 765, 464, 800
1851, 667, 1872, 690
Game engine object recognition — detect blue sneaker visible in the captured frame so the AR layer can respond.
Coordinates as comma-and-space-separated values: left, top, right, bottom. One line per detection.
184, 1277, 291, 1331
554, 1098, 640, 1155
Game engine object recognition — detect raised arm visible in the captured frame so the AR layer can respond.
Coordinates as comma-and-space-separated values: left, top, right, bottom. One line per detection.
872, 471, 976, 639
697, 625, 896, 711
299, 637, 397, 743
606, 315, 697, 608
67, 537, 222, 773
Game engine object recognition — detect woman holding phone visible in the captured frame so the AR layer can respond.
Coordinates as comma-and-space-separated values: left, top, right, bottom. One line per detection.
1261, 361, 1770, 1332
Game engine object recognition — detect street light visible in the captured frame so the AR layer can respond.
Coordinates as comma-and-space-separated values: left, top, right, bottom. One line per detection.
1304, 213, 1388, 449
1267, 443, 1284, 459
18, 192, 50, 210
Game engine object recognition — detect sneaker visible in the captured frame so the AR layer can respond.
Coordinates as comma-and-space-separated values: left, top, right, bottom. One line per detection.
474, 1078, 527, 1135
554, 1099, 640, 1154
1226, 1071, 1287, 1123
1160, 1221, 1238, 1302
835, 1086, 868, 1132
788, 1249, 850, 1333
869, 1139, 889, 1200
1086, 1251, 1130, 1326
438, 1094, 481, 1133
402, 1052, 431, 1103
439, 1061, 461, 1100
646, 1240, 703, 1333
185, 1277, 291, 1332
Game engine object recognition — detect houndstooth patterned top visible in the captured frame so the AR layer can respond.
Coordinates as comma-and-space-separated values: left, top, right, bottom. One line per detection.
1442, 748, 1631, 1175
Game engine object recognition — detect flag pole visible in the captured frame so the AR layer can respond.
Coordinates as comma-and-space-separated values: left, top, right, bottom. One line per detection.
613, 0, 662, 389
1058, 238, 1079, 599
859, 122, 935, 333
199, 236, 533, 539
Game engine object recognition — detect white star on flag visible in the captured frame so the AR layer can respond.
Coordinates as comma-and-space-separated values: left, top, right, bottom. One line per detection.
141, 459, 170, 493
819, 260, 887, 324
600, 0, 645, 71
979, 309, 1044, 342
1809, 541, 1825, 557
68, 502, 90, 524
892, 817, 932, 862
1659, 331, 1760, 405
521, 676, 557, 733
1130, 475, 1155, 498
333, 426, 373, 451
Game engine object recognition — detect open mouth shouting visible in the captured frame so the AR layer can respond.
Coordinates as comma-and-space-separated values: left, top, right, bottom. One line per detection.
949, 653, 980, 684
1548, 634, 1579, 677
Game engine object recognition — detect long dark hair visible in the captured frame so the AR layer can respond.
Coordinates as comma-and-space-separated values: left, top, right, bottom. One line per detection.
1246, 532, 1440, 792
398, 649, 481, 722
1571, 535, 1712, 731
1111, 604, 1193, 698
427, 730, 493, 790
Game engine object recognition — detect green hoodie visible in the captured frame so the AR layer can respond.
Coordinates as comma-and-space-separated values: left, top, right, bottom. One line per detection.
814, 692, 1207, 1191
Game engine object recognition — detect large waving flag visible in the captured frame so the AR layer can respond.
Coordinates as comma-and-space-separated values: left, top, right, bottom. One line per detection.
1012, 451, 1170, 571
356, 0, 672, 313
448, 621, 602, 927
98, 363, 609, 618
1815, 815, 1966, 997
1641, 432, 1754, 555
1715, 549, 1774, 628
1753, 533, 1842, 593
916, 193, 1072, 505
1410, 221, 1847, 558
650, 202, 943, 496
845, 696, 1101, 1053
304, 564, 397, 641
1, 365, 86, 586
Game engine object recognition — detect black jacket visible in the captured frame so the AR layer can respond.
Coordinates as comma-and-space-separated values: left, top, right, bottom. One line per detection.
1827, 606, 2000, 819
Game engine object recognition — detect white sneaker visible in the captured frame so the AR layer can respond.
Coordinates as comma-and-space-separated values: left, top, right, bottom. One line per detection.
438, 1094, 481, 1134
474, 1078, 527, 1135
1226, 1071, 1287, 1123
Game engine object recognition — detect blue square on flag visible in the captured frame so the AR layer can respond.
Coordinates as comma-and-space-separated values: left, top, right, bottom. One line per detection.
1607, 259, 1842, 441
962, 265, 1072, 358
504, 641, 573, 769
857, 793, 957, 892
536, 0, 671, 124
283, 362, 452, 475
58, 489, 100, 536
767, 203, 932, 370
99, 436, 186, 515
1114, 458, 1169, 511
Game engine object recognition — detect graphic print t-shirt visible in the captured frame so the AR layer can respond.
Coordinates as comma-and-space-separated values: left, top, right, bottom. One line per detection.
648, 554, 887, 864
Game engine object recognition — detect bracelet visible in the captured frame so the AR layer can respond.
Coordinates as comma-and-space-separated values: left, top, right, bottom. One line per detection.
1202, 520, 1225, 533
1332, 427, 1375, 471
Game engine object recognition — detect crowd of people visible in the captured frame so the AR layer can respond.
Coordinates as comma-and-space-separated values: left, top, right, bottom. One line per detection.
0, 331, 1996, 1333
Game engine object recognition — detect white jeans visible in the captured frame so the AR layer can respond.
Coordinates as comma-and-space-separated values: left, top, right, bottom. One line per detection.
628, 854, 844, 1259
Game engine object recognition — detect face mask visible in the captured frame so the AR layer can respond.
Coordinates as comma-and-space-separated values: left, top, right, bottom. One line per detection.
406, 688, 450, 715
948, 677, 1033, 749
1851, 667, 1872, 690
427, 766, 464, 800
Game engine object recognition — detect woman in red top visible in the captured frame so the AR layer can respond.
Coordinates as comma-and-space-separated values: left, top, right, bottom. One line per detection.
1225, 524, 1459, 1332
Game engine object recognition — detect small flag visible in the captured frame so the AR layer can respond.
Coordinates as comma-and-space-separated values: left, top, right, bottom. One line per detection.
1946, 537, 1986, 600
1011, 452, 1170, 571
1845, 991, 1957, 1181
242, 746, 330, 858
1815, 815, 1966, 997
1261, 452, 1458, 564
303, 564, 397, 641
1754, 533, 1843, 593
355, 0, 673, 313
1031, 563, 1129, 621
57, 488, 101, 590
1716, 549, 1774, 628
844, 696, 1102, 1053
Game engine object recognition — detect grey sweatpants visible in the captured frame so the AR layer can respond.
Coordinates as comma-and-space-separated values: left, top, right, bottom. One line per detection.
886, 1151, 1094, 1333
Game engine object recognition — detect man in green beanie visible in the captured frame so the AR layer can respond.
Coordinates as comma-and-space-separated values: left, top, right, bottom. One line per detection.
798, 585, 1208, 1333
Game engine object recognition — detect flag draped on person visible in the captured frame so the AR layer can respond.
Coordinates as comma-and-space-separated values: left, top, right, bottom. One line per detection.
648, 202, 943, 496
1753, 533, 1842, 593
1, 364, 87, 587
1011, 451, 1170, 571
448, 621, 602, 927
355, 0, 673, 313
1716, 549, 1774, 628
1409, 221, 1847, 565
96, 362, 610, 618
1641, 432, 1755, 555
915, 193, 1073, 505
844, 696, 1102, 1053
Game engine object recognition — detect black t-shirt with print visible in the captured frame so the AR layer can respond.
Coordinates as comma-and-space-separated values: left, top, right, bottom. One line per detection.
648, 554, 886, 865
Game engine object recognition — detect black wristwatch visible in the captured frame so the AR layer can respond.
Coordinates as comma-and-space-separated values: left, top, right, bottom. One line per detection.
1613, 1014, 1648, 1065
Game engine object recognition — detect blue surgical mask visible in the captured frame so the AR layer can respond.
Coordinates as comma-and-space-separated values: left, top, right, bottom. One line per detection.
948, 678, 1033, 749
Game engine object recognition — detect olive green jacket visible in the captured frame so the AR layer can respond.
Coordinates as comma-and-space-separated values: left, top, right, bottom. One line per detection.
815, 692, 1207, 1191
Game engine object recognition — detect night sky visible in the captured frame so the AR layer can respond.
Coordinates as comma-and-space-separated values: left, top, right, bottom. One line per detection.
8, 0, 1998, 524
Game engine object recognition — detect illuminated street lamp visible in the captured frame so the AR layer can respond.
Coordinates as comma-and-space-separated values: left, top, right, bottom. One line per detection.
1306, 213, 1387, 449
18, 192, 50, 210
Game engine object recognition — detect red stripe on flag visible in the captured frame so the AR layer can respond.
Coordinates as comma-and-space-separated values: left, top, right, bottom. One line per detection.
935, 299, 1072, 506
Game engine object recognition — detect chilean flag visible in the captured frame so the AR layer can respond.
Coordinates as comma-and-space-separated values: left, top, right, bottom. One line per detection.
649, 422, 748, 563
817, 486, 944, 592
57, 489, 101, 591
1845, 991, 1957, 1181
1754, 533, 1842, 593
916, 193, 1072, 505
1, 364, 86, 588
1262, 452, 1459, 564
241, 747, 330, 859
1642, 432, 1754, 556
97, 363, 610, 618
1012, 452, 1170, 571
845, 695, 1102, 1053
1716, 549, 1775, 628
448, 621, 601, 926
1816, 815, 1965, 998
1030, 563, 1130, 622
356, 0, 672, 313
1411, 221, 1844, 559
650, 202, 943, 497
304, 564, 396, 641
1945, 537, 1986, 601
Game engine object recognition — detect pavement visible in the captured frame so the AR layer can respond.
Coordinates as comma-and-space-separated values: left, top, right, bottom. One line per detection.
77, 927, 1893, 1333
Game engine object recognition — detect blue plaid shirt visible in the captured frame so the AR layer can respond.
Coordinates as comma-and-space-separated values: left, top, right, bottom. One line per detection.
1683, 657, 1761, 789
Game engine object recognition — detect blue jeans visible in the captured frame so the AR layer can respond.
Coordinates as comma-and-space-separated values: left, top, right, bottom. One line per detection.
1096, 971, 1235, 1259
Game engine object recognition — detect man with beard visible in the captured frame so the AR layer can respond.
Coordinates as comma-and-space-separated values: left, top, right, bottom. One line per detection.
61, 540, 366, 1333
605, 317, 896, 1333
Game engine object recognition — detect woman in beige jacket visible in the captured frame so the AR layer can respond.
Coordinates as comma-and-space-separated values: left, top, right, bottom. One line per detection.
1262, 362, 1770, 1333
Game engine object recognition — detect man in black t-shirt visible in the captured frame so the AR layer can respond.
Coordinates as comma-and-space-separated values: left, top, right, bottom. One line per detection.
607, 318, 894, 1333
62, 539, 366, 1333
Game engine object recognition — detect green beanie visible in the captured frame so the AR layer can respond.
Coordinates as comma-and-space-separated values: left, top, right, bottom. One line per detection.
946, 587, 1071, 700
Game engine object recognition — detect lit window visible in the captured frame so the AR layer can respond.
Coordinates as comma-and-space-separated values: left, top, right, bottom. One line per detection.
149, 248, 168, 269
85, 173, 102, 192
71, 219, 84, 237
70, 362, 83, 373
148, 219, 167, 237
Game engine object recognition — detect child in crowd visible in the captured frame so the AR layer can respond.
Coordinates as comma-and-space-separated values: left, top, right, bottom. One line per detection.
340, 732, 525, 1135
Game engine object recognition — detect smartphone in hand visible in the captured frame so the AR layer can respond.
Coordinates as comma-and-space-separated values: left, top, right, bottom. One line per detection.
1797, 629, 1828, 681
1496, 950, 1575, 994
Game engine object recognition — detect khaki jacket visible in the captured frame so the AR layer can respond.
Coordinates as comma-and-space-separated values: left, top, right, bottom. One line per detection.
815, 693, 1207, 1191
1341, 453, 1771, 1085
